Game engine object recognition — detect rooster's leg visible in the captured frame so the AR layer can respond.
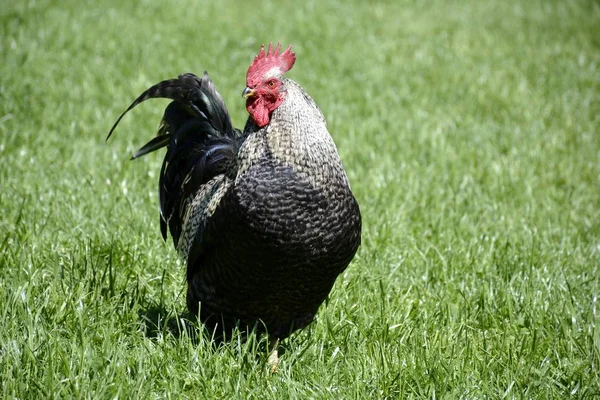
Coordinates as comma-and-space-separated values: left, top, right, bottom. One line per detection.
267, 336, 280, 373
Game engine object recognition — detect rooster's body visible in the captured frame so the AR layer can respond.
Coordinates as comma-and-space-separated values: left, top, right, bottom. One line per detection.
108, 44, 361, 344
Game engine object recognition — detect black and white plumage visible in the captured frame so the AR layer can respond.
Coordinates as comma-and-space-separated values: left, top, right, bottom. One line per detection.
108, 45, 361, 347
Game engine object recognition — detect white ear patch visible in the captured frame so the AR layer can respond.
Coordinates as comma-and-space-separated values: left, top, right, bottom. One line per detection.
262, 67, 282, 80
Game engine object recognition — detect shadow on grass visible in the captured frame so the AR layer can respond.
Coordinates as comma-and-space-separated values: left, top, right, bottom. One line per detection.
137, 304, 293, 361
138, 304, 201, 341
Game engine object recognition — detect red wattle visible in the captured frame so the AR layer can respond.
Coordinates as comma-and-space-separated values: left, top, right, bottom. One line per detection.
247, 99, 271, 128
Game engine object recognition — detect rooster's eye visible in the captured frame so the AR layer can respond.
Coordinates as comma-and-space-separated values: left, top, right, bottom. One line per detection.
268, 80, 276, 88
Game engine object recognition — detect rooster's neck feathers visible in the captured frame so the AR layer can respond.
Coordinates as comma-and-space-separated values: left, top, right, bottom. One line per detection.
237, 79, 347, 189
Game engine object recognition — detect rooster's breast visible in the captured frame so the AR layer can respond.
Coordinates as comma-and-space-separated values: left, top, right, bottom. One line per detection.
189, 155, 360, 338
230, 157, 359, 268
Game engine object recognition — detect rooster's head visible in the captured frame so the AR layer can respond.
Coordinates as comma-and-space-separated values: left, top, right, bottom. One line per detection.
243, 43, 296, 128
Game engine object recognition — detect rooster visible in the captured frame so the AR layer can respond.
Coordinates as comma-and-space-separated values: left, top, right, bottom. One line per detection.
107, 43, 361, 369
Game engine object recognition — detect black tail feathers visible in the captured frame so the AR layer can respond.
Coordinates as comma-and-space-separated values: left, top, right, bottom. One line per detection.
108, 71, 242, 245
107, 72, 237, 152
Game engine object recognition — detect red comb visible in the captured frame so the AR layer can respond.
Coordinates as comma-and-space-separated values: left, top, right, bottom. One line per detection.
246, 43, 296, 86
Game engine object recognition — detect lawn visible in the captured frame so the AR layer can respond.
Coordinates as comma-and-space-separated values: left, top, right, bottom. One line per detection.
1, 0, 599, 398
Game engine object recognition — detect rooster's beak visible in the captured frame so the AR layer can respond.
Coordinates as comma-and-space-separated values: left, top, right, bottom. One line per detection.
242, 87, 255, 98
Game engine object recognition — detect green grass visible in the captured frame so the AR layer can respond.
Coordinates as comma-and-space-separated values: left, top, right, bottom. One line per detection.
1, 0, 599, 397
